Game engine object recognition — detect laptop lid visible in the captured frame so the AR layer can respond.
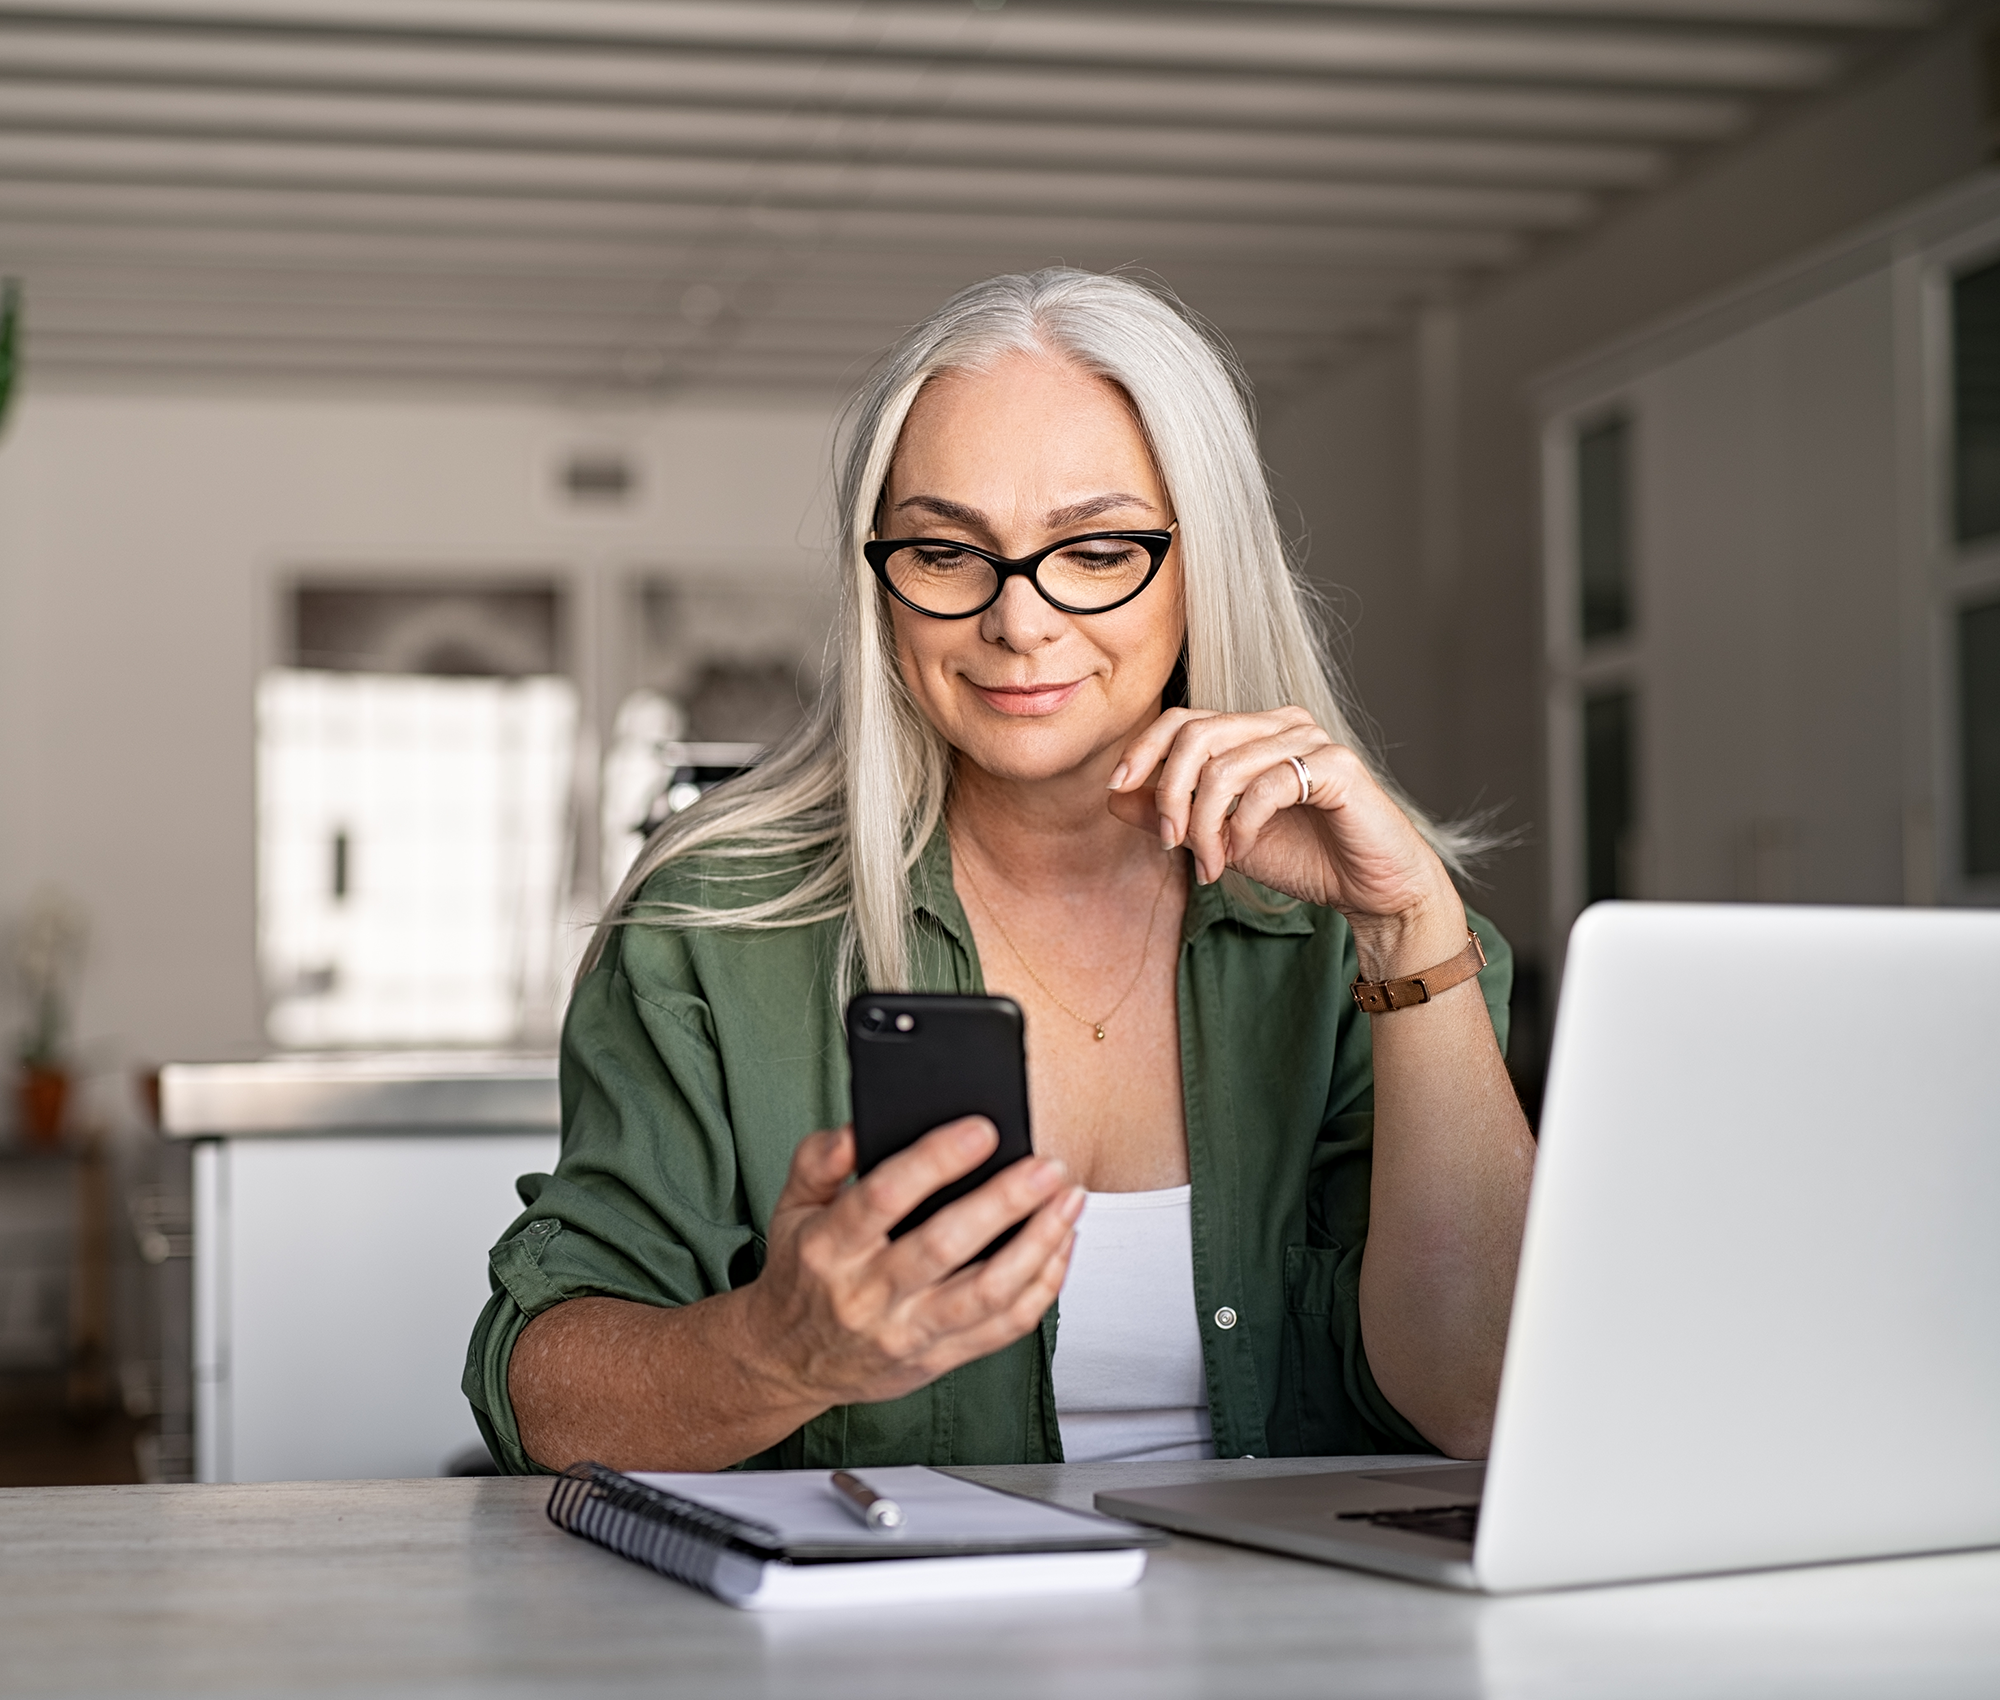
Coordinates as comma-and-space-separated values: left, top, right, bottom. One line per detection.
1475, 903, 2000, 1592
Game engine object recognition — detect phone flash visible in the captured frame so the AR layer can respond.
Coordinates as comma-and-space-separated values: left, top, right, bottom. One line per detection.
894, 1013, 916, 1032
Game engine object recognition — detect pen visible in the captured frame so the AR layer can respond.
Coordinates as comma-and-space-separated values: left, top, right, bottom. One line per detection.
830, 1470, 906, 1531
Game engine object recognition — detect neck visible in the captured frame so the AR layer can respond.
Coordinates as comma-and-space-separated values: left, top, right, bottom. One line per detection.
948, 743, 1165, 896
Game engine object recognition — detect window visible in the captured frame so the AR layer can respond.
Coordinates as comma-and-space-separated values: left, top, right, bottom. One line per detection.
1577, 415, 1633, 643
1961, 596, 2000, 879
1950, 257, 2000, 892
1548, 403, 1642, 935
1953, 259, 2000, 546
1583, 688, 1636, 903
258, 671, 576, 1047
258, 580, 576, 1048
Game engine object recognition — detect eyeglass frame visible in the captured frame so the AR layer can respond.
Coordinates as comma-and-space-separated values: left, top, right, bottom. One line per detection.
862, 522, 1178, 620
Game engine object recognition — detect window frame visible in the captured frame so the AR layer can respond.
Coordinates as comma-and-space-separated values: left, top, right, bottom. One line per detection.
1541, 396, 1647, 978
1919, 221, 2000, 908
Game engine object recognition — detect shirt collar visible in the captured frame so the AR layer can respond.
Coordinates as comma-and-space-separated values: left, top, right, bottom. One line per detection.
910, 821, 973, 952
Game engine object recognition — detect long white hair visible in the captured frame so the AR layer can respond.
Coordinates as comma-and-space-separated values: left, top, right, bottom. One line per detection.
587, 268, 1475, 995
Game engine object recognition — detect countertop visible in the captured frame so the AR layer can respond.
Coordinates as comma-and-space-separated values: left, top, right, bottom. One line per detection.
158, 1051, 558, 1137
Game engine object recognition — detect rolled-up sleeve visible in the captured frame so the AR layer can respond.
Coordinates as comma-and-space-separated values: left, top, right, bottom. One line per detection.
463, 928, 763, 1474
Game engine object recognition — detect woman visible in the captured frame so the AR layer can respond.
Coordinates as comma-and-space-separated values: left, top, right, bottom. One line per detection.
466, 270, 1535, 1474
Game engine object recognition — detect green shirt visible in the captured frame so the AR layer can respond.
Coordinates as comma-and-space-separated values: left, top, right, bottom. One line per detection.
464, 827, 1512, 1473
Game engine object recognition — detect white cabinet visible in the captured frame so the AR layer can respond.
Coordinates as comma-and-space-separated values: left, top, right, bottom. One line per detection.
1536, 170, 2000, 972
167, 1055, 558, 1483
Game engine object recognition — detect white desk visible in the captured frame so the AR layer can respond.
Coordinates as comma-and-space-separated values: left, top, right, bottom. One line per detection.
4, 1459, 1997, 1699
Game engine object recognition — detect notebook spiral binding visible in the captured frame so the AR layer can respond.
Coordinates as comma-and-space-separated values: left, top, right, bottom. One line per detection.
547, 1463, 783, 1594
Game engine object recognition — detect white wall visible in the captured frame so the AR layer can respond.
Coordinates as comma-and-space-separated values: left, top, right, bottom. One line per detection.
0, 387, 839, 1078
1266, 333, 1440, 806
1261, 7, 1993, 985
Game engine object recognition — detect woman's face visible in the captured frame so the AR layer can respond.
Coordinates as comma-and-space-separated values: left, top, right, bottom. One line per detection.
880, 349, 1183, 786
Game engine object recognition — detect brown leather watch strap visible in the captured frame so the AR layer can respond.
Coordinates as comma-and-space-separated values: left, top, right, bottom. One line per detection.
1350, 930, 1487, 1014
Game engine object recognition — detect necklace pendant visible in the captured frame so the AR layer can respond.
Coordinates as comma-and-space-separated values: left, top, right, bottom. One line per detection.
1093, 1024, 1106, 1041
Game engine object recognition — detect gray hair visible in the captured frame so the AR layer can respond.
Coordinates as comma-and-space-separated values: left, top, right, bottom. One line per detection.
587, 268, 1474, 996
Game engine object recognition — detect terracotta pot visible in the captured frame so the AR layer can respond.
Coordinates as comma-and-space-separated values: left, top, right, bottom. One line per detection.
17, 1065, 69, 1147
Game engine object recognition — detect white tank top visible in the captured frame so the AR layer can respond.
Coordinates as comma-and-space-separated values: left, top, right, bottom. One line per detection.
1051, 1185, 1218, 1464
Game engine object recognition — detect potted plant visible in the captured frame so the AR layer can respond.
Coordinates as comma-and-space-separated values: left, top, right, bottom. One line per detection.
13, 887, 87, 1147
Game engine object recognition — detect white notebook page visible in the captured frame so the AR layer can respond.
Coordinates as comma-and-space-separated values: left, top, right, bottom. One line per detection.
621, 1466, 1153, 1610
629, 1464, 1130, 1549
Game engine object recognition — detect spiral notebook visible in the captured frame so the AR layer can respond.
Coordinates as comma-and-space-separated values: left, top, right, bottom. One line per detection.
547, 1462, 1164, 1610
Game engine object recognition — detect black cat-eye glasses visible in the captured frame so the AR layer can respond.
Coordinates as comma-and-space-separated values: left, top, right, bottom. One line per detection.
863, 524, 1176, 619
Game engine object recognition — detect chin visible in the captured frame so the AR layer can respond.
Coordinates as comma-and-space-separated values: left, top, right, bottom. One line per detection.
952, 720, 1103, 784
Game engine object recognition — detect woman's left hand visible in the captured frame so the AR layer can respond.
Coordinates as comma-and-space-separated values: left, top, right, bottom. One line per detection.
1106, 706, 1460, 975
1113, 705, 1531, 1460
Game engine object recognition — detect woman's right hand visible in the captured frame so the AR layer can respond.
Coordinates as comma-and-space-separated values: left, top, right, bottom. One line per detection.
739, 1118, 1084, 1412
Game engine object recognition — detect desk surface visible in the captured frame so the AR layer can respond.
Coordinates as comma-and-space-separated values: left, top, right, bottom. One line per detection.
5, 1459, 1998, 1700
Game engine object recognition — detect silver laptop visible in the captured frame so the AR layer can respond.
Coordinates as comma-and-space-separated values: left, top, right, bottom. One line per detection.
1098, 902, 2000, 1592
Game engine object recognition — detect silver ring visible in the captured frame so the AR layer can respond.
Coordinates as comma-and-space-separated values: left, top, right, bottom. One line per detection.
1287, 755, 1313, 805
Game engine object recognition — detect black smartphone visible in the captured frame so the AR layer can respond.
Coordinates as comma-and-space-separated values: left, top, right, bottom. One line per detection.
844, 992, 1035, 1252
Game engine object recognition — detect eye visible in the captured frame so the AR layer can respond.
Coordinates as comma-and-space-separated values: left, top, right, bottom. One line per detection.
1057, 543, 1143, 572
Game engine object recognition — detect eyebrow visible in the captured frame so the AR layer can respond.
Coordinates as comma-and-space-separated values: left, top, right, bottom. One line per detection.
892, 492, 1161, 533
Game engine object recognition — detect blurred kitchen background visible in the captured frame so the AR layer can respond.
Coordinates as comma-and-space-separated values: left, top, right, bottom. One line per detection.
1, 0, 1995, 1486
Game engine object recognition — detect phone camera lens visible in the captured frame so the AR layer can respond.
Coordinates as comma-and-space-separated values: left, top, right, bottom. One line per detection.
894, 1013, 916, 1033
862, 1006, 887, 1032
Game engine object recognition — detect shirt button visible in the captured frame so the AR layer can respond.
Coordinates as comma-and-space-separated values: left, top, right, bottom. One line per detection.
1214, 1306, 1238, 1330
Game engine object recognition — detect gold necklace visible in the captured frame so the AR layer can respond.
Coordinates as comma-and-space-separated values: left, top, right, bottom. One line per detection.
952, 838, 1177, 1042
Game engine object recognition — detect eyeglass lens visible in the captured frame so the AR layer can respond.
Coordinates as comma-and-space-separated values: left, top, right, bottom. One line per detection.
881, 536, 1157, 615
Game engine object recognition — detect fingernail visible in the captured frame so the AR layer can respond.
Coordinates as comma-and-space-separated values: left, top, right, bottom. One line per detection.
1061, 1186, 1087, 1221
1108, 762, 1129, 790
960, 1116, 996, 1145
1194, 863, 1210, 886
1159, 815, 1176, 849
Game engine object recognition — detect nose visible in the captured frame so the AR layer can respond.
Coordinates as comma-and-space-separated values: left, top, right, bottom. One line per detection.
979, 571, 1065, 652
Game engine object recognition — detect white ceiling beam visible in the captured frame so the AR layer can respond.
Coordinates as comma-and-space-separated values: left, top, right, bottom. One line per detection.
7, 239, 1440, 290
0, 188, 1540, 274
0, 133, 1597, 228
16, 305, 1399, 365
18, 330, 1377, 403
0, 245, 1447, 324
0, 258, 1445, 366
21, 329, 878, 384
0, 200, 1517, 281
7, 259, 1428, 325
0, 1, 1851, 90
15, 301, 878, 352
1188, 0, 1933, 22
15, 281, 1404, 347
0, 26, 1756, 140
21, 325, 1352, 387
0, 81, 1672, 189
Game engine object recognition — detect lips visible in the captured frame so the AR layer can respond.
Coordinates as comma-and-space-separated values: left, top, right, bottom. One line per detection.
968, 679, 1085, 717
